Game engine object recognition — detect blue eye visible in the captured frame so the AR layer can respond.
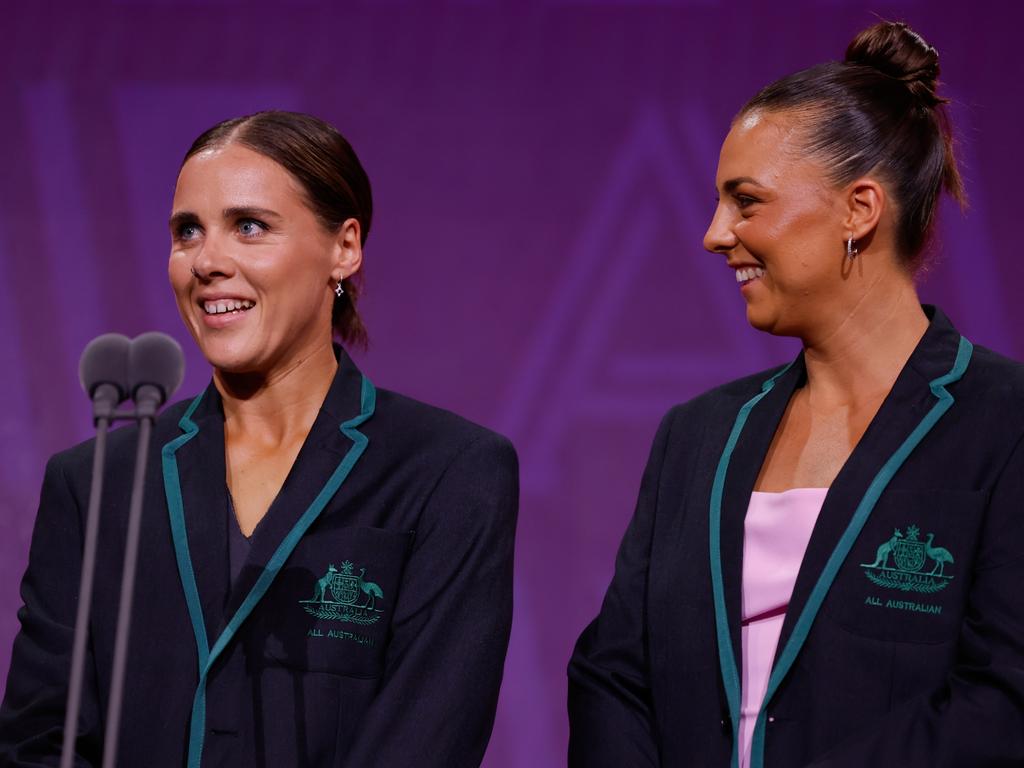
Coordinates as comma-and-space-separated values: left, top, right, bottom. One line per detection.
177, 223, 201, 241
238, 219, 267, 237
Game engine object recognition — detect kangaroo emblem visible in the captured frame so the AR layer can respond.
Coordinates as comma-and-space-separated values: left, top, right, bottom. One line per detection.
862, 529, 903, 569
309, 564, 338, 603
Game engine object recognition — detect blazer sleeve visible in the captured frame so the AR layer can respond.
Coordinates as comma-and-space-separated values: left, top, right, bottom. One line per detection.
810, 431, 1024, 767
566, 409, 675, 768
0, 452, 101, 766
339, 431, 519, 768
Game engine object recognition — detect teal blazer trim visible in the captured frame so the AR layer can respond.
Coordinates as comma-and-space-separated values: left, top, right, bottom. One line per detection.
710, 336, 973, 768
161, 375, 377, 768
708, 360, 794, 764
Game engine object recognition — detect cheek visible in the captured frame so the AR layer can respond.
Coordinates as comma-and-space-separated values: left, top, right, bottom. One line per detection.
280, 239, 335, 287
167, 251, 191, 294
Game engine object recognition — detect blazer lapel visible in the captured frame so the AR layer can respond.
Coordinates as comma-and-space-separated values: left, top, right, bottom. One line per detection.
719, 360, 804, 671
224, 350, 368, 619
773, 307, 964, 667
165, 385, 231, 646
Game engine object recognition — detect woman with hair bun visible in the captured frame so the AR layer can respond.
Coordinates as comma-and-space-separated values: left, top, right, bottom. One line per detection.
569, 21, 1024, 768
0, 111, 518, 767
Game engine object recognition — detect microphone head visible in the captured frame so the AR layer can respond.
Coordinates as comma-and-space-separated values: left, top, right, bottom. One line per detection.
129, 332, 185, 406
79, 333, 131, 402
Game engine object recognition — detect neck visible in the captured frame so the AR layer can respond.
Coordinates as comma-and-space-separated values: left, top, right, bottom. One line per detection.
214, 340, 339, 443
800, 276, 928, 408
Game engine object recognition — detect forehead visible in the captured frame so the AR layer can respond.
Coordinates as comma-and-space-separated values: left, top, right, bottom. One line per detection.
715, 110, 818, 187
173, 143, 304, 210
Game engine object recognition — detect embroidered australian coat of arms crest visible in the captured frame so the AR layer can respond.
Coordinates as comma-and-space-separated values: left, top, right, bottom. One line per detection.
860, 524, 954, 594
300, 560, 385, 625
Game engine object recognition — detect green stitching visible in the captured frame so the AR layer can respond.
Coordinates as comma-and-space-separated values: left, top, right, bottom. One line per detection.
300, 561, 385, 625
860, 524, 955, 593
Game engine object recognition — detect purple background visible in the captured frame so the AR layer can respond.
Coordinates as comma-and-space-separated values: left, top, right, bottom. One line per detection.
2, 2, 1022, 765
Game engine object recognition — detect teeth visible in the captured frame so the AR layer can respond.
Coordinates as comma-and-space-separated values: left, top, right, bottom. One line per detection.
735, 267, 765, 283
203, 299, 255, 315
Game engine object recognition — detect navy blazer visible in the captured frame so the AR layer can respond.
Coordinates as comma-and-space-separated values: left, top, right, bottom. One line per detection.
0, 351, 519, 767
568, 307, 1024, 767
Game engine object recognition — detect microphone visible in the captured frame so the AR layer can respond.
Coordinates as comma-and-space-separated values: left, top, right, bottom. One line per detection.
63, 333, 133, 768
127, 332, 185, 414
78, 334, 131, 421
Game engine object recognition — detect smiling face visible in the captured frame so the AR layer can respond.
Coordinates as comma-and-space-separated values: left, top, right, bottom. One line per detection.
703, 110, 854, 338
169, 143, 353, 376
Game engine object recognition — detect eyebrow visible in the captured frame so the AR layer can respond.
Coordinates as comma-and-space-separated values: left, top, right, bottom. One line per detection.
168, 206, 283, 231
168, 210, 198, 232
722, 177, 767, 193
223, 206, 282, 223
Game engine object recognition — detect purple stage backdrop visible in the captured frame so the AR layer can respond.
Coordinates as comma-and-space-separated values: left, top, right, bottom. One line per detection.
2, 2, 1022, 765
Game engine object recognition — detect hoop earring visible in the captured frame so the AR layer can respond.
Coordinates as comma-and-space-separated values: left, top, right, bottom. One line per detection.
846, 237, 859, 259
335, 280, 345, 297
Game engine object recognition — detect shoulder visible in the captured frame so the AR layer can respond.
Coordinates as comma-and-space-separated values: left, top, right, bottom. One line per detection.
960, 343, 1024, 400
371, 389, 518, 536
657, 361, 792, 438
951, 343, 1024, 445
370, 386, 517, 473
44, 395, 200, 486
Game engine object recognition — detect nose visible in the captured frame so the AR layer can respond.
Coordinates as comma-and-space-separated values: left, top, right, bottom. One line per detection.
703, 202, 738, 255
190, 231, 236, 281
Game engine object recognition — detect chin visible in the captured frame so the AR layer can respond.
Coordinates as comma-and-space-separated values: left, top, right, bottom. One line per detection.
197, 338, 265, 375
744, 304, 789, 337
745, 304, 772, 333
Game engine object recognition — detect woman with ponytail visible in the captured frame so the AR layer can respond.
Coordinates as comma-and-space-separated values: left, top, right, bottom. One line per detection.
0, 111, 518, 767
569, 21, 1024, 768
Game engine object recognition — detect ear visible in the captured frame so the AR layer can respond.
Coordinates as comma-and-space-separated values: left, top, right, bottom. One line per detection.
842, 177, 886, 243
330, 218, 363, 284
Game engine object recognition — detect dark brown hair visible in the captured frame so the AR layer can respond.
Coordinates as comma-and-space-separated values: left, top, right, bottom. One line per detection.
741, 21, 964, 270
183, 111, 372, 347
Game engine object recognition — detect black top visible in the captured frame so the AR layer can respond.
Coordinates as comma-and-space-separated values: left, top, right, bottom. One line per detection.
227, 493, 251, 586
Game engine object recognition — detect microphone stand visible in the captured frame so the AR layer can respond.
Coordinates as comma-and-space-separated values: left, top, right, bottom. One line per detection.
60, 386, 117, 768
100, 385, 161, 768
60, 390, 161, 768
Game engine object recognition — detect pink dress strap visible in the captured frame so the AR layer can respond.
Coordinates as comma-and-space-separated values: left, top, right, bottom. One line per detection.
738, 488, 827, 768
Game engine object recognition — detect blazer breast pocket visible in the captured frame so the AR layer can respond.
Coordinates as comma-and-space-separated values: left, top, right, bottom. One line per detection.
825, 488, 986, 644
245, 525, 415, 678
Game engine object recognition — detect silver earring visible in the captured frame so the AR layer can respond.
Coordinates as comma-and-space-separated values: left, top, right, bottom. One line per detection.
846, 237, 859, 259
335, 280, 345, 297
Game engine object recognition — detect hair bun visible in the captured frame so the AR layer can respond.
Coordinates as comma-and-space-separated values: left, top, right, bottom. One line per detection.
845, 21, 943, 106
